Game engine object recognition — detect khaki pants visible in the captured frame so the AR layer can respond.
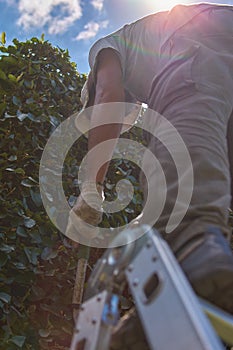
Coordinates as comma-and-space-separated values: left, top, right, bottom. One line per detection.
142, 7, 233, 252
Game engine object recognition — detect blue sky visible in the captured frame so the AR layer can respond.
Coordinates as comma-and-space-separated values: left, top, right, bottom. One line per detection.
0, 0, 232, 74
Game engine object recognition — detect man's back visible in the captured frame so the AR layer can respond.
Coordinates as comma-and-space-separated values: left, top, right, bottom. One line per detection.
89, 3, 232, 103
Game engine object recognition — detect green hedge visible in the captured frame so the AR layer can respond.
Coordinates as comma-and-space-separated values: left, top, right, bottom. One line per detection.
0, 35, 86, 350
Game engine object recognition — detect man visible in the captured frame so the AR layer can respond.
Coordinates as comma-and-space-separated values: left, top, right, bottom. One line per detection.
67, 3, 233, 313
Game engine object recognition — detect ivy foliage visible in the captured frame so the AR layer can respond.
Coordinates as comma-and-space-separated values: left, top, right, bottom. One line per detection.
0, 35, 86, 350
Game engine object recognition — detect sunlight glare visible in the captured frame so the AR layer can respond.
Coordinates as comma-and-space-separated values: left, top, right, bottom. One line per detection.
143, 0, 191, 12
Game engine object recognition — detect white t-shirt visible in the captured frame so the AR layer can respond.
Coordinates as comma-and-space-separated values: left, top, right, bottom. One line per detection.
89, 3, 230, 104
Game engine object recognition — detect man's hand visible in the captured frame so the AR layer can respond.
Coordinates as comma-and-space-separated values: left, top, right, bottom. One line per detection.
65, 182, 104, 241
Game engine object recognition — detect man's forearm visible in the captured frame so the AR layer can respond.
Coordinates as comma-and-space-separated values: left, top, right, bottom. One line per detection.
83, 47, 125, 184
86, 89, 125, 183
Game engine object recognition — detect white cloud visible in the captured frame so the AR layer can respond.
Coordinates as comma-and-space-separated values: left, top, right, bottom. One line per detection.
75, 20, 108, 40
16, 0, 82, 34
91, 0, 104, 11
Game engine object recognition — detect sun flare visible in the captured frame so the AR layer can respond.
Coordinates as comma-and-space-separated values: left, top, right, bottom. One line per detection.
143, 0, 191, 12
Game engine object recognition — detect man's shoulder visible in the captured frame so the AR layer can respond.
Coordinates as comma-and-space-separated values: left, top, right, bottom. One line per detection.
161, 2, 230, 47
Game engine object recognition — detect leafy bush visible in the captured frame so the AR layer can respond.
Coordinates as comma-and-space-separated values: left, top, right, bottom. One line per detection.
0, 35, 86, 350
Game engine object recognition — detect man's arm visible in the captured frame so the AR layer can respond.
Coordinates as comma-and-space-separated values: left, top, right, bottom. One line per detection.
65, 49, 125, 241
86, 48, 125, 183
